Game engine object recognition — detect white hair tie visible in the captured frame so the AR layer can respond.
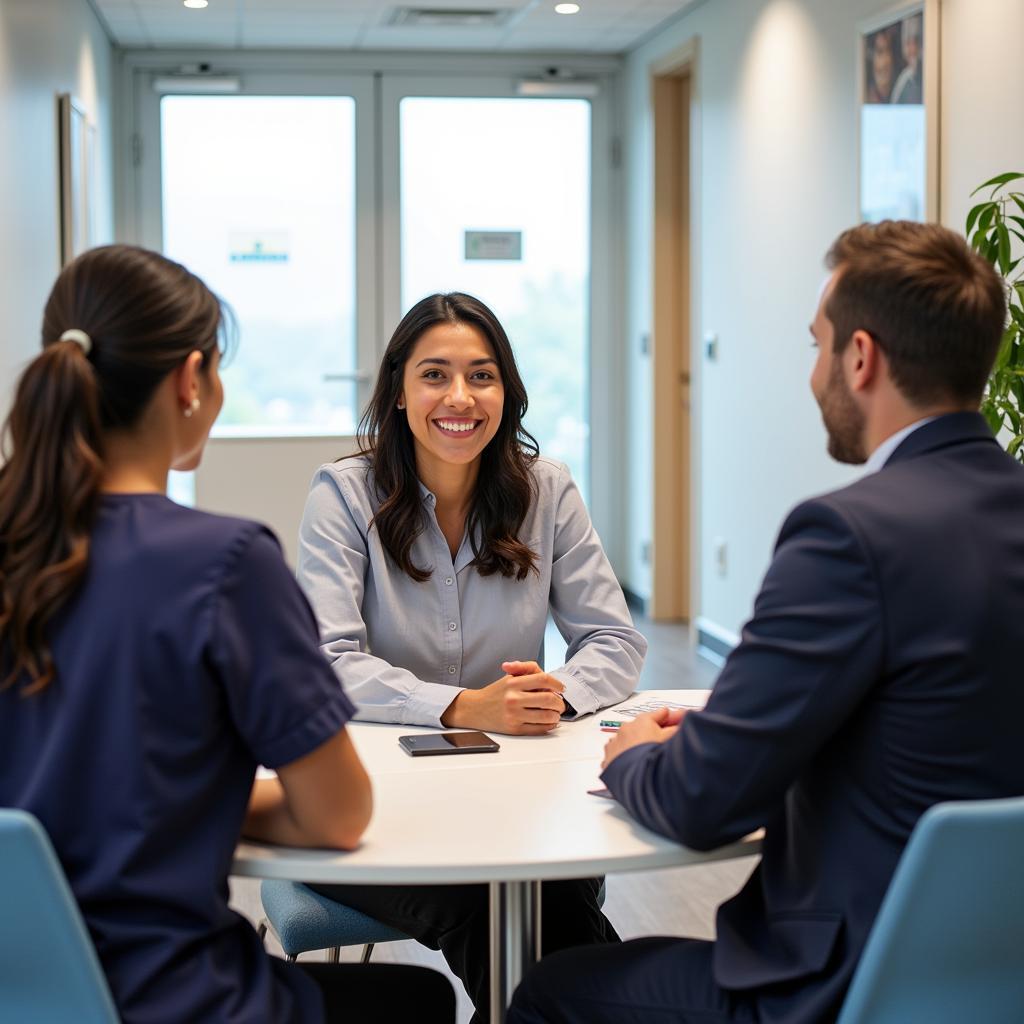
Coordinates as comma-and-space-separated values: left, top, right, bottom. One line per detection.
60, 328, 92, 355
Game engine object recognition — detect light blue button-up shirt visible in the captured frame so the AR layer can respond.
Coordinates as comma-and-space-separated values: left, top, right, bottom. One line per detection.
297, 455, 647, 727
862, 417, 937, 474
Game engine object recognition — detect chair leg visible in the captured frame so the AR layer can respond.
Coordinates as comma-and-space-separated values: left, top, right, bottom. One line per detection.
360, 942, 375, 964
328, 946, 341, 964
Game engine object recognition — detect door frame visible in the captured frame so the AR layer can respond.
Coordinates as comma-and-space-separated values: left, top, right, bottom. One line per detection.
649, 39, 700, 625
129, 67, 381, 417
377, 72, 616, 535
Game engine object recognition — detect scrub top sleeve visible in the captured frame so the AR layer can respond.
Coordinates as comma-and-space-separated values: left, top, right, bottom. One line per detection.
547, 465, 648, 716
211, 525, 355, 769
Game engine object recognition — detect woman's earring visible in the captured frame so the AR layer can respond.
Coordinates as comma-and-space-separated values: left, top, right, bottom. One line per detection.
183, 397, 201, 418
397, 401, 405, 410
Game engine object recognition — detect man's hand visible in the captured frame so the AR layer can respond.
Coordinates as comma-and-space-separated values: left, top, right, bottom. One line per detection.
441, 660, 566, 735
601, 707, 686, 770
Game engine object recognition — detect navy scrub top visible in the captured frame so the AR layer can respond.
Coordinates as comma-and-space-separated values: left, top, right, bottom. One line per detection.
0, 494, 355, 1023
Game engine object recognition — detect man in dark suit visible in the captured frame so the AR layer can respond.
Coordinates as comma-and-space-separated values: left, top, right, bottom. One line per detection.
508, 220, 1024, 1024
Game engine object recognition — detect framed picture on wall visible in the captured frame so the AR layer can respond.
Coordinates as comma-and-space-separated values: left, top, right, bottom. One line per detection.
858, 1, 940, 223
58, 93, 96, 265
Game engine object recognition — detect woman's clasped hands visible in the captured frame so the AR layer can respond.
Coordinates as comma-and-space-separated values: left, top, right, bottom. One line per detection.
441, 659, 566, 735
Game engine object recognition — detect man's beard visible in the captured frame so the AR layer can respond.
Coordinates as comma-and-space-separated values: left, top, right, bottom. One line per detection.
820, 360, 867, 464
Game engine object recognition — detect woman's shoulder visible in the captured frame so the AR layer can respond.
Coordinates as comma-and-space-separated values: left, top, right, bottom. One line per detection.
97, 495, 284, 584
311, 454, 375, 488
306, 454, 379, 523
527, 455, 573, 495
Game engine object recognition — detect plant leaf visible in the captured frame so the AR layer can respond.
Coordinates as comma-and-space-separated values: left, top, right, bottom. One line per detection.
981, 401, 1004, 434
971, 171, 1024, 195
996, 223, 1013, 274
966, 201, 996, 237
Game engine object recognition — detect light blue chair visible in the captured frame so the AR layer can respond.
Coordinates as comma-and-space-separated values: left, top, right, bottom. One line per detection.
257, 880, 410, 963
0, 809, 118, 1023
837, 796, 1024, 1024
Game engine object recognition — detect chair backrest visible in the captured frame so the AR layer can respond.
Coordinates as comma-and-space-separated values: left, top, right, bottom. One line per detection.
0, 809, 119, 1023
837, 796, 1024, 1024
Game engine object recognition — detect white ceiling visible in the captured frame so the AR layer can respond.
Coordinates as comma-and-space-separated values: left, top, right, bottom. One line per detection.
93, 0, 696, 53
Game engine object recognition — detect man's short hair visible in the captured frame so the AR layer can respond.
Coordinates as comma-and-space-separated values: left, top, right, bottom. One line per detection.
825, 220, 1007, 406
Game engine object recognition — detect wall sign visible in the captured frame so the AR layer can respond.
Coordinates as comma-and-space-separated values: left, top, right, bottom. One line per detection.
464, 230, 523, 261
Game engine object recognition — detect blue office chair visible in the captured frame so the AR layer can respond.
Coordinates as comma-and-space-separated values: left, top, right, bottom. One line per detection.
837, 795, 1024, 1024
258, 877, 608, 964
257, 879, 410, 963
0, 809, 119, 1023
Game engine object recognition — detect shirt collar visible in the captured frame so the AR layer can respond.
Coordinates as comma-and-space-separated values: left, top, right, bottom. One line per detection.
863, 416, 938, 474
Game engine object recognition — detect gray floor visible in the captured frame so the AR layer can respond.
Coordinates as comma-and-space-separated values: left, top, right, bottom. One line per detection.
545, 612, 720, 691
231, 616, 747, 1023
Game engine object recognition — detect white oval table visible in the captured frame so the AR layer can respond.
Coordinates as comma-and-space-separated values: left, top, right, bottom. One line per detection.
233, 690, 761, 1022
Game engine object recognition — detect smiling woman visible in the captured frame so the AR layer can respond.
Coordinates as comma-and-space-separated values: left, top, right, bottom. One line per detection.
295, 291, 646, 1021
347, 292, 541, 585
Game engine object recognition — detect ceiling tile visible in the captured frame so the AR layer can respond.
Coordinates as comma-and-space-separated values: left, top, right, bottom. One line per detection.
95, 0, 701, 52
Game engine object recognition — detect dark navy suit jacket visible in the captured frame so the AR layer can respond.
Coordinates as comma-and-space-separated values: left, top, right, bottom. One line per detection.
603, 412, 1024, 1023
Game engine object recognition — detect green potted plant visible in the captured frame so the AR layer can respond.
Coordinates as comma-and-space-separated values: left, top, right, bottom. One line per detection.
966, 172, 1024, 462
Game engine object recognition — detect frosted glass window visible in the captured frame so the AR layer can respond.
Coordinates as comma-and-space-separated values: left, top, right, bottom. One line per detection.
162, 96, 357, 436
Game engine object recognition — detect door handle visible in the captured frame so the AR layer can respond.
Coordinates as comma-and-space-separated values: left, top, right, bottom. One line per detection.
323, 371, 372, 383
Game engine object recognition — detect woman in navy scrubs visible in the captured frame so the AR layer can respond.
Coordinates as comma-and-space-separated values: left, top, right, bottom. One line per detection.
0, 245, 453, 1024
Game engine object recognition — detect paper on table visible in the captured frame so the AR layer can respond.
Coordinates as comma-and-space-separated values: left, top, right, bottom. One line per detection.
612, 699, 704, 718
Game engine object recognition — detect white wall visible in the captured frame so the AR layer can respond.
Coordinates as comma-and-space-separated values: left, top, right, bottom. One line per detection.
621, 0, 1024, 638
940, 0, 1024, 233
0, 0, 114, 419
195, 437, 358, 566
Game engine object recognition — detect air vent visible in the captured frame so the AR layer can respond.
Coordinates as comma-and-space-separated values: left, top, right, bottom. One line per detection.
387, 7, 517, 29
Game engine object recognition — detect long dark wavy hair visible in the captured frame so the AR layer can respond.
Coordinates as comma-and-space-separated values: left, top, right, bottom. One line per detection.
355, 292, 540, 582
0, 245, 225, 695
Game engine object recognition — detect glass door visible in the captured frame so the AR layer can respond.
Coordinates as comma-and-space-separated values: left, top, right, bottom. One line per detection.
381, 77, 601, 501
137, 70, 378, 437
161, 93, 361, 435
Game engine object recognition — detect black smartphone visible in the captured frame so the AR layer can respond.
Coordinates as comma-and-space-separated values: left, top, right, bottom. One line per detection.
398, 731, 500, 757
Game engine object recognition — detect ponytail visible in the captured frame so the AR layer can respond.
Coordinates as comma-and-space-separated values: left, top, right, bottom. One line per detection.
0, 244, 224, 694
0, 341, 103, 693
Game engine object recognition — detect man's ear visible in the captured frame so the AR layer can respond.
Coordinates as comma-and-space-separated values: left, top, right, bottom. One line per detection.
846, 329, 882, 393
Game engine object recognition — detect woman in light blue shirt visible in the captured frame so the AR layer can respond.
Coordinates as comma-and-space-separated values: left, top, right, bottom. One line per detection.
297, 292, 646, 1021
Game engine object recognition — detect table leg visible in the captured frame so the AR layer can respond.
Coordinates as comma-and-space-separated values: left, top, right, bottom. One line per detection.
488, 879, 542, 1024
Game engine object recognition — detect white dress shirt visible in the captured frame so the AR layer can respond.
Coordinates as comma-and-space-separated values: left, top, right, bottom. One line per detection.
297, 455, 647, 727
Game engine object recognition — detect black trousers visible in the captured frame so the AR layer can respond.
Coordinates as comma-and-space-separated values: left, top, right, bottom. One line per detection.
299, 961, 456, 1023
308, 878, 619, 1024
506, 937, 758, 1024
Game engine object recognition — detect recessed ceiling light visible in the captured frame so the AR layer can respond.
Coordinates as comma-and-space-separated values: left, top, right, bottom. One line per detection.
183, 0, 209, 8
555, 3, 580, 13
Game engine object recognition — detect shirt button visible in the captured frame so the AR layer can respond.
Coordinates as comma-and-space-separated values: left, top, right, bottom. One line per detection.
449, 622, 457, 631
448, 665, 457, 675
445, 577, 454, 586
